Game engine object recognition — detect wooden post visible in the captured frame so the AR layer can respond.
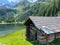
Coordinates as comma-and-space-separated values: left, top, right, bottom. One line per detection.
46, 35, 49, 45
54, 33, 56, 39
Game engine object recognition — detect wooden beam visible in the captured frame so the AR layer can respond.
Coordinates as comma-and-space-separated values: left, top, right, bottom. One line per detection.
46, 35, 49, 45
54, 33, 56, 40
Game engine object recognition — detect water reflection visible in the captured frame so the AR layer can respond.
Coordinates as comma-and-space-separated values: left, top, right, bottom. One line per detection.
0, 24, 24, 36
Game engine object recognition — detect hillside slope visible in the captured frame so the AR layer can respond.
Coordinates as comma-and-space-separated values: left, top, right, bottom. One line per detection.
19, 2, 50, 21
14, 0, 51, 21
20, 0, 60, 21
0, 0, 52, 22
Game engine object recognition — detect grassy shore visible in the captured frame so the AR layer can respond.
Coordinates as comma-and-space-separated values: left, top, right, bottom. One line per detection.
0, 22, 24, 24
0, 28, 40, 45
0, 28, 60, 45
0, 29, 28, 45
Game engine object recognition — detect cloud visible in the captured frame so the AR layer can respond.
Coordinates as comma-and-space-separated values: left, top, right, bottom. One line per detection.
8, 0, 37, 3
27, 0, 37, 3
8, 0, 20, 3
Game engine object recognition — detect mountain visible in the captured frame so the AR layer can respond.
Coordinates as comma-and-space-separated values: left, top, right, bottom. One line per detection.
0, 4, 13, 8
22, 0, 60, 21
19, 2, 49, 21
0, 0, 53, 22
0, 0, 52, 8
14, 0, 52, 21
0, 2, 15, 8
38, 0, 52, 2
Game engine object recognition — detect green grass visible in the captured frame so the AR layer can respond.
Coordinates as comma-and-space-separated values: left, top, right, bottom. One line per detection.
50, 38, 60, 45
0, 22, 24, 24
0, 29, 29, 45
0, 28, 40, 45
0, 28, 60, 45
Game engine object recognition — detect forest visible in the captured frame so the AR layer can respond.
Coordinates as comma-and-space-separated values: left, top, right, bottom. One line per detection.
0, 0, 60, 23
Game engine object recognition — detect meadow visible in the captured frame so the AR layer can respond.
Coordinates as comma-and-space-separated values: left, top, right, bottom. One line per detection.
0, 28, 40, 45
0, 24, 60, 45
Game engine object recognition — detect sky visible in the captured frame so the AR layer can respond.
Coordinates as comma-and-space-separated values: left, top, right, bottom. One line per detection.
0, 0, 19, 6
0, 0, 37, 6
0, 0, 19, 3
8, 0, 37, 3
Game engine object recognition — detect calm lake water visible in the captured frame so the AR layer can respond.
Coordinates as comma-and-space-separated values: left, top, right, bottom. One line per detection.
0, 24, 24, 36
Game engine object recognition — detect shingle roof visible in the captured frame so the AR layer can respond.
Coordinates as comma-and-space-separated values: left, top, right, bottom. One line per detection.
29, 16, 60, 34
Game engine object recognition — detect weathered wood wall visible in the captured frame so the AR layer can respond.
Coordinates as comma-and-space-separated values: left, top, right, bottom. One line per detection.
48, 34, 55, 42
30, 25, 37, 40
29, 25, 54, 44
37, 30, 47, 44
26, 24, 60, 44
55, 32, 60, 38
26, 25, 30, 39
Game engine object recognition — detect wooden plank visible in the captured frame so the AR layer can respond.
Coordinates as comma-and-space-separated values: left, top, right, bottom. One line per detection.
26, 26, 30, 39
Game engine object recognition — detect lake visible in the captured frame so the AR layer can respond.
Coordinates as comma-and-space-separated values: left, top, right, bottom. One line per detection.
0, 24, 24, 36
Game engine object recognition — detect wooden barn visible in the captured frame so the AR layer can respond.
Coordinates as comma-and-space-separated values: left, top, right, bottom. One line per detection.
24, 16, 60, 45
